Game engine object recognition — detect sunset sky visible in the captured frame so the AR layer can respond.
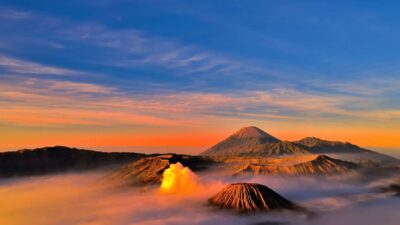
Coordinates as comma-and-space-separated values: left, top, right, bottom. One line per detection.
1, 1, 400, 154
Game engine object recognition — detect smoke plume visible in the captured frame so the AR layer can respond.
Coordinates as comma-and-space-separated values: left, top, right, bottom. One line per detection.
160, 163, 199, 194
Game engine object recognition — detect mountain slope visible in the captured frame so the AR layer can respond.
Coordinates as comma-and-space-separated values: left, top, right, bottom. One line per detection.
295, 137, 398, 163
230, 126, 280, 139
208, 183, 301, 212
201, 127, 398, 164
234, 155, 361, 176
255, 141, 310, 156
0, 146, 145, 177
108, 156, 170, 185
295, 137, 366, 153
107, 154, 215, 186
201, 126, 307, 156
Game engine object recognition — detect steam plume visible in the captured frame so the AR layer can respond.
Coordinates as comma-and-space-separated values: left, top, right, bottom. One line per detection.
160, 162, 199, 194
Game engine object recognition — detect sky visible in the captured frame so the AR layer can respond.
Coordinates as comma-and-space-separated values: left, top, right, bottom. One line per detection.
0, 1, 400, 154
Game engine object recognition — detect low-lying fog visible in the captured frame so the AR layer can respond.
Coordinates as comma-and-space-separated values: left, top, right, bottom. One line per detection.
0, 169, 399, 225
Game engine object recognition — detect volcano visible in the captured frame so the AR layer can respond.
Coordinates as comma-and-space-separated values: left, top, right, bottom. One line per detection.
230, 126, 279, 139
200, 127, 398, 164
200, 126, 309, 157
234, 155, 361, 176
208, 183, 300, 212
295, 137, 365, 153
108, 156, 170, 185
201, 126, 298, 156
107, 154, 214, 186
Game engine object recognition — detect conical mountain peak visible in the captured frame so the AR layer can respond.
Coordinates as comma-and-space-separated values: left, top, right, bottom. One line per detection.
208, 183, 300, 212
232, 126, 279, 139
200, 126, 283, 156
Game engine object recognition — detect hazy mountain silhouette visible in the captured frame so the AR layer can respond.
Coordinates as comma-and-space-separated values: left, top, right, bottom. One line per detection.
295, 137, 366, 153
0, 146, 145, 178
295, 137, 399, 163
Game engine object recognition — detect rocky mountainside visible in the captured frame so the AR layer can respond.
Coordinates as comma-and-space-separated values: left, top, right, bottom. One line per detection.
295, 137, 365, 153
107, 154, 215, 186
234, 155, 361, 176
295, 137, 399, 163
201, 127, 398, 164
254, 141, 310, 156
230, 126, 280, 140
201, 126, 298, 156
0, 146, 145, 178
208, 183, 300, 212
108, 156, 170, 185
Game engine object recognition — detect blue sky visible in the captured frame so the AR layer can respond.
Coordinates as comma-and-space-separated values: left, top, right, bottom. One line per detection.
0, 1, 400, 150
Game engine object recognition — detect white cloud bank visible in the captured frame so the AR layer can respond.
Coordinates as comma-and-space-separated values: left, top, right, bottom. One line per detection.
0, 171, 399, 225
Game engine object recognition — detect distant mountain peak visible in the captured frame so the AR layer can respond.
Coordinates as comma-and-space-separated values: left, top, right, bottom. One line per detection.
296, 137, 342, 147
312, 154, 358, 166
200, 126, 282, 156
300, 137, 323, 142
295, 137, 363, 150
298, 136, 325, 143
17, 146, 74, 153
231, 126, 278, 139
200, 126, 398, 163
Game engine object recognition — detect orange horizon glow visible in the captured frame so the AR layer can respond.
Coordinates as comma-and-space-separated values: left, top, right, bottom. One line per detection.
1, 124, 400, 154
2, 77, 400, 154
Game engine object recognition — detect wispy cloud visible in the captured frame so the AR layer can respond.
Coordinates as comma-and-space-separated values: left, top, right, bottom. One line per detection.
0, 7, 399, 133
0, 8, 31, 20
0, 7, 294, 80
0, 55, 80, 76
0, 77, 181, 127
2, 75, 399, 129
57, 23, 267, 77
0, 7, 301, 96
308, 77, 400, 97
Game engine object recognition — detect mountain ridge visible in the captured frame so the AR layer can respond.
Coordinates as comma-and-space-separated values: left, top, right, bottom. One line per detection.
106, 154, 215, 186
200, 126, 398, 164
234, 155, 361, 176
0, 146, 145, 178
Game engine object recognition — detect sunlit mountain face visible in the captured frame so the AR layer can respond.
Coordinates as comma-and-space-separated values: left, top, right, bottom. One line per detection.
1, 1, 400, 225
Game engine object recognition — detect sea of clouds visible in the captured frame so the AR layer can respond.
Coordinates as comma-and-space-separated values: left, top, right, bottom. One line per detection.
0, 168, 399, 225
